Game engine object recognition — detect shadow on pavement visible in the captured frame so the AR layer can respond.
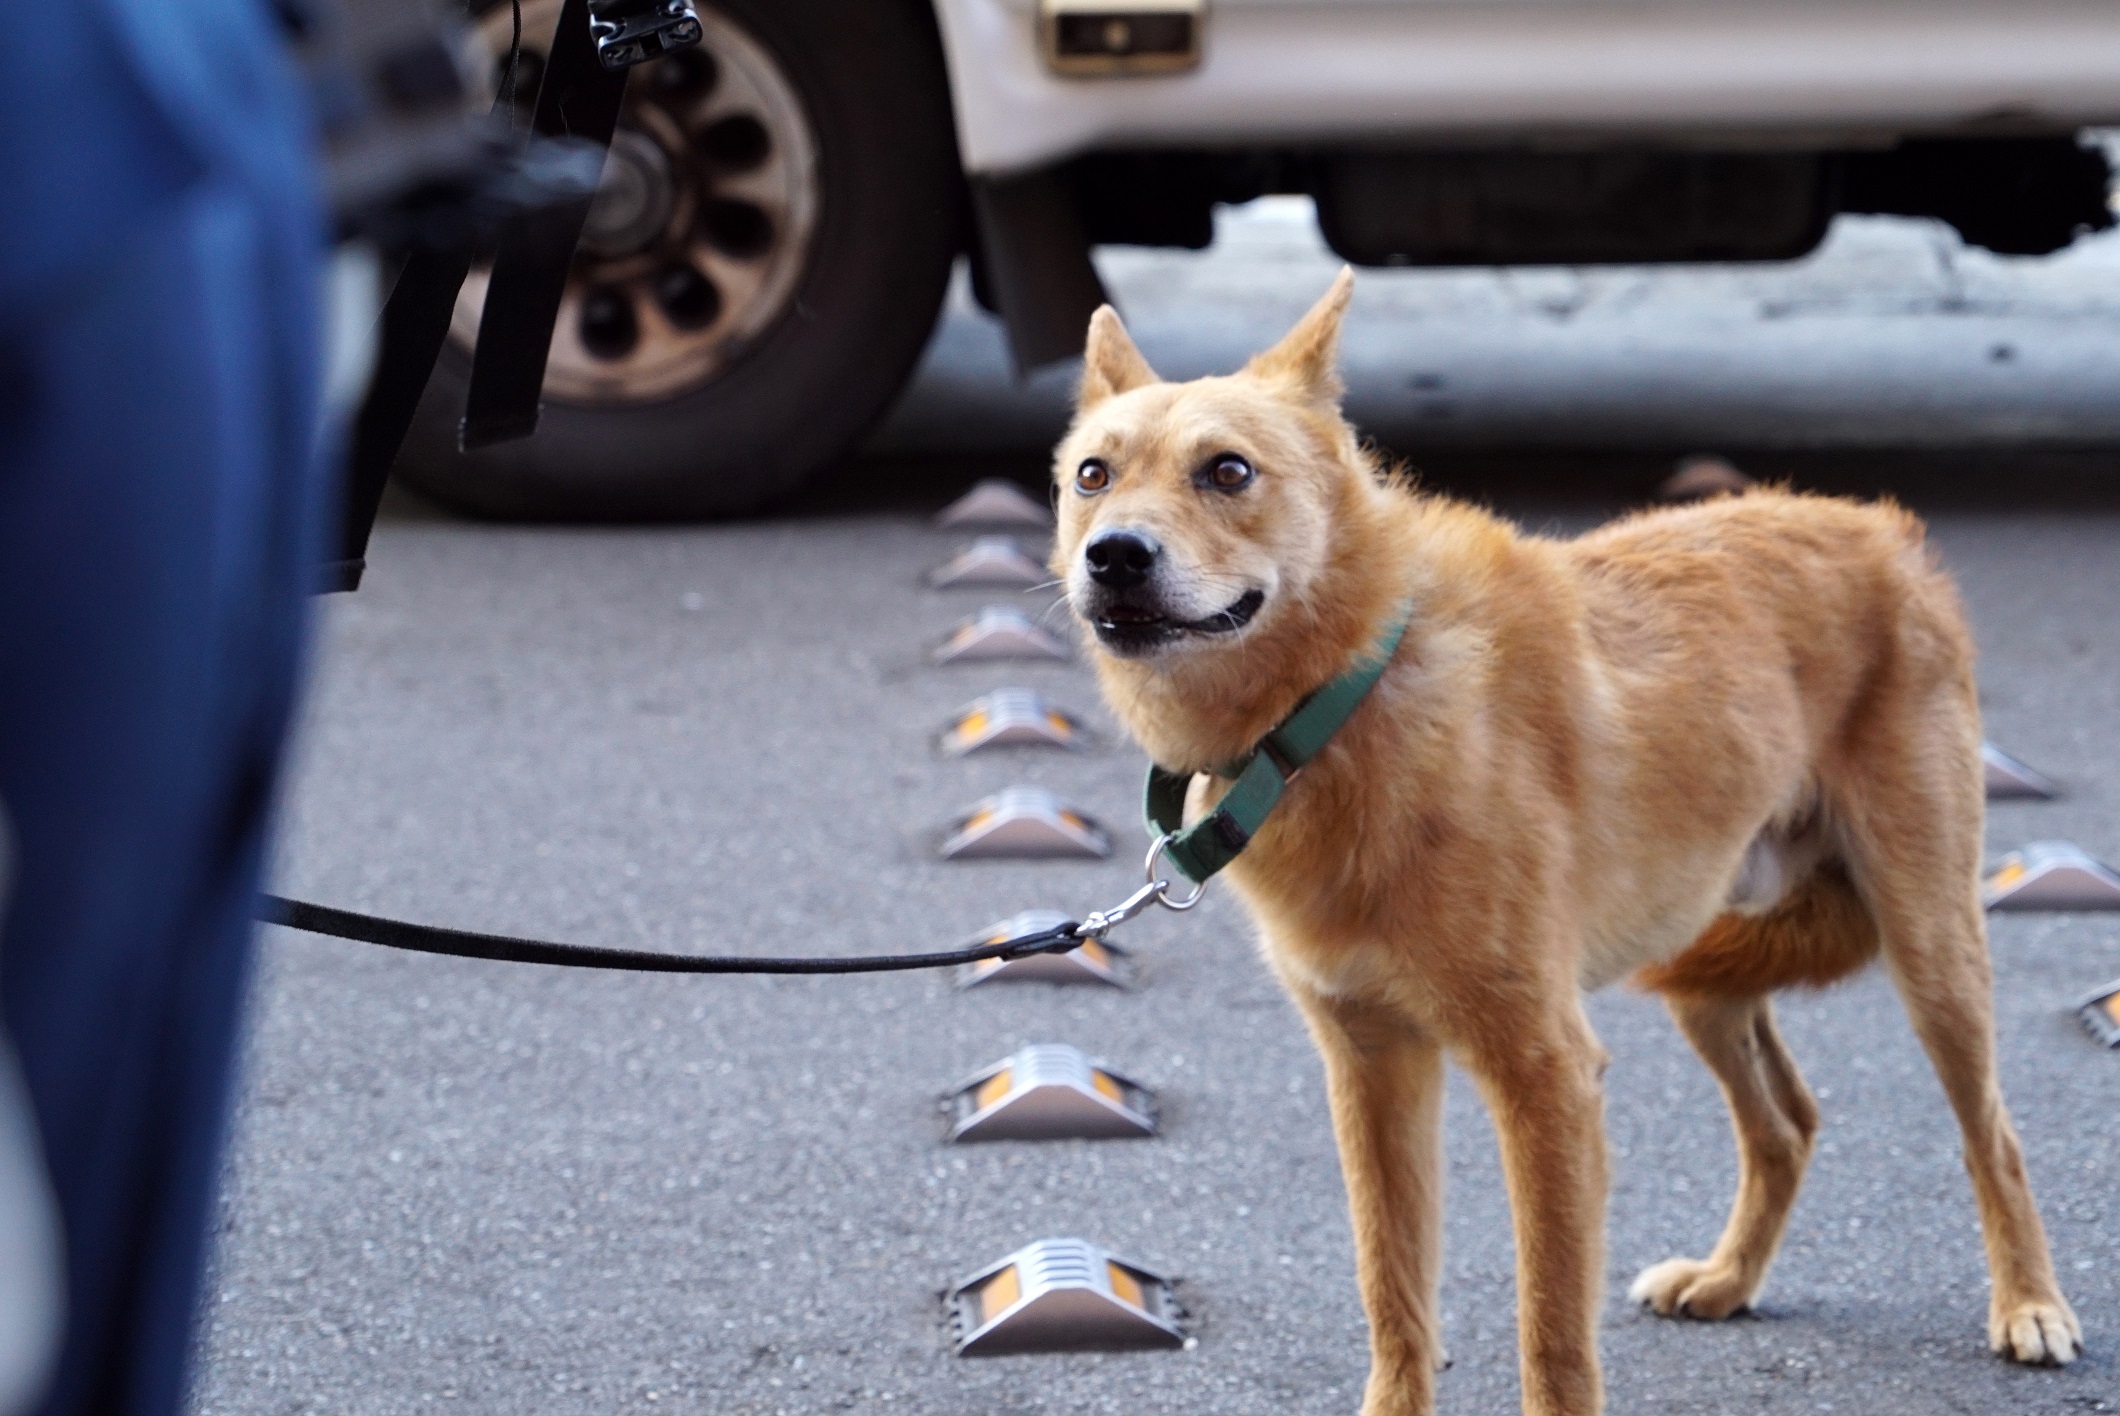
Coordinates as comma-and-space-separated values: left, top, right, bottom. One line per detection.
381, 441, 2120, 534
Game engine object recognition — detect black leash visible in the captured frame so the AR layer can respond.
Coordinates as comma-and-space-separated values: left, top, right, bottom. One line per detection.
255, 837, 1206, 976
258, 895, 1087, 974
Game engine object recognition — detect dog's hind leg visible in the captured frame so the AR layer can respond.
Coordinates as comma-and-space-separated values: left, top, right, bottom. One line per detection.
1291, 988, 1447, 1416
1859, 880, 2079, 1361
1630, 993, 1818, 1319
1837, 717, 2080, 1363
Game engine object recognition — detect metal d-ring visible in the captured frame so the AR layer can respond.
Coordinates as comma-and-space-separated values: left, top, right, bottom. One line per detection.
1143, 834, 1208, 911
1071, 835, 1211, 942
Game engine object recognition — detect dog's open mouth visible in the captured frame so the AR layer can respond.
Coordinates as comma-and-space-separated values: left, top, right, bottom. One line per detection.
1092, 589, 1265, 651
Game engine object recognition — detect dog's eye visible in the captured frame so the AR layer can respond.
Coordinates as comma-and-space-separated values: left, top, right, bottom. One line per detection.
1075, 459, 1111, 494
1203, 454, 1254, 492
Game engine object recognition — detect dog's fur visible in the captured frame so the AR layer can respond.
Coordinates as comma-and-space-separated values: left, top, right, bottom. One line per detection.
1050, 271, 2080, 1416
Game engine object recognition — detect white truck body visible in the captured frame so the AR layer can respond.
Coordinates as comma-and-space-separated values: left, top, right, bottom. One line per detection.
399, 0, 2120, 516
933, 0, 2120, 175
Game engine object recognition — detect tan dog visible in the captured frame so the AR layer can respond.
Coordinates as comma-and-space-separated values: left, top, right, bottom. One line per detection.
1049, 271, 2080, 1416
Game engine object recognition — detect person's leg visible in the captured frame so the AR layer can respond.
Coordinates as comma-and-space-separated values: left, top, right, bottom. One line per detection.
0, 10, 328, 1412
0, 800, 65, 1415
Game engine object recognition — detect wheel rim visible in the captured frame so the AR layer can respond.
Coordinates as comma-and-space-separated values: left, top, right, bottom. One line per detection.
453, 1, 821, 405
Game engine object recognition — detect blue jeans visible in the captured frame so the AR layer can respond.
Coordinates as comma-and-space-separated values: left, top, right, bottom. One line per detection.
0, 2, 329, 1412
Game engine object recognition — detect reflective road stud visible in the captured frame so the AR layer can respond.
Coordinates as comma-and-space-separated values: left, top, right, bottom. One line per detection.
948, 1237, 1185, 1355
938, 689, 1090, 756
935, 478, 1054, 529
932, 606, 1071, 663
929, 536, 1052, 589
1983, 841, 2120, 911
956, 911, 1133, 988
946, 1044, 1157, 1142
1983, 742, 2060, 800
2076, 979, 2120, 1048
941, 787, 1110, 860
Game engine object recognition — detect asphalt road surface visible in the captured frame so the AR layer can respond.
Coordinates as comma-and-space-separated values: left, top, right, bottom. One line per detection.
197, 214, 2120, 1416
876, 196, 2120, 456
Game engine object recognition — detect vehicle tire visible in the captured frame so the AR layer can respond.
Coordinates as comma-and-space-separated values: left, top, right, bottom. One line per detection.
395, 0, 964, 521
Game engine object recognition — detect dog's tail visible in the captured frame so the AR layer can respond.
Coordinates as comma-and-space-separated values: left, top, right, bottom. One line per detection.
1635, 860, 1880, 998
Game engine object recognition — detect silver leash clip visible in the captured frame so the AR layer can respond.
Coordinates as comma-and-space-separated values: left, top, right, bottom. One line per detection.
1075, 834, 1208, 942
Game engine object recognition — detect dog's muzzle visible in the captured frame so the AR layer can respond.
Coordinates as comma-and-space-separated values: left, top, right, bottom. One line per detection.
1086, 588, 1265, 655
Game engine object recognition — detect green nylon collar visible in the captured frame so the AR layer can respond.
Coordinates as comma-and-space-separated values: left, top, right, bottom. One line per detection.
1144, 602, 1412, 886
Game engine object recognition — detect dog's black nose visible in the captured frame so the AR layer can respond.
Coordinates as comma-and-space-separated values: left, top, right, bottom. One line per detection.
1085, 529, 1161, 589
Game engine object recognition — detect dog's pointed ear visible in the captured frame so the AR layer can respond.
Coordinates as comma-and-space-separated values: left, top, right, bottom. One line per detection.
1079, 305, 1159, 409
1245, 266, 1354, 406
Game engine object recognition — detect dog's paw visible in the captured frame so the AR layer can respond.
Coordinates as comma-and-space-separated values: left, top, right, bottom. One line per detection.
1989, 1297, 2081, 1366
1628, 1257, 1754, 1320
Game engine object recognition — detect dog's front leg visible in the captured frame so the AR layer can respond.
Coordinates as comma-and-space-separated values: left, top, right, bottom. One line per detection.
1292, 987, 1447, 1416
1462, 999, 1610, 1416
